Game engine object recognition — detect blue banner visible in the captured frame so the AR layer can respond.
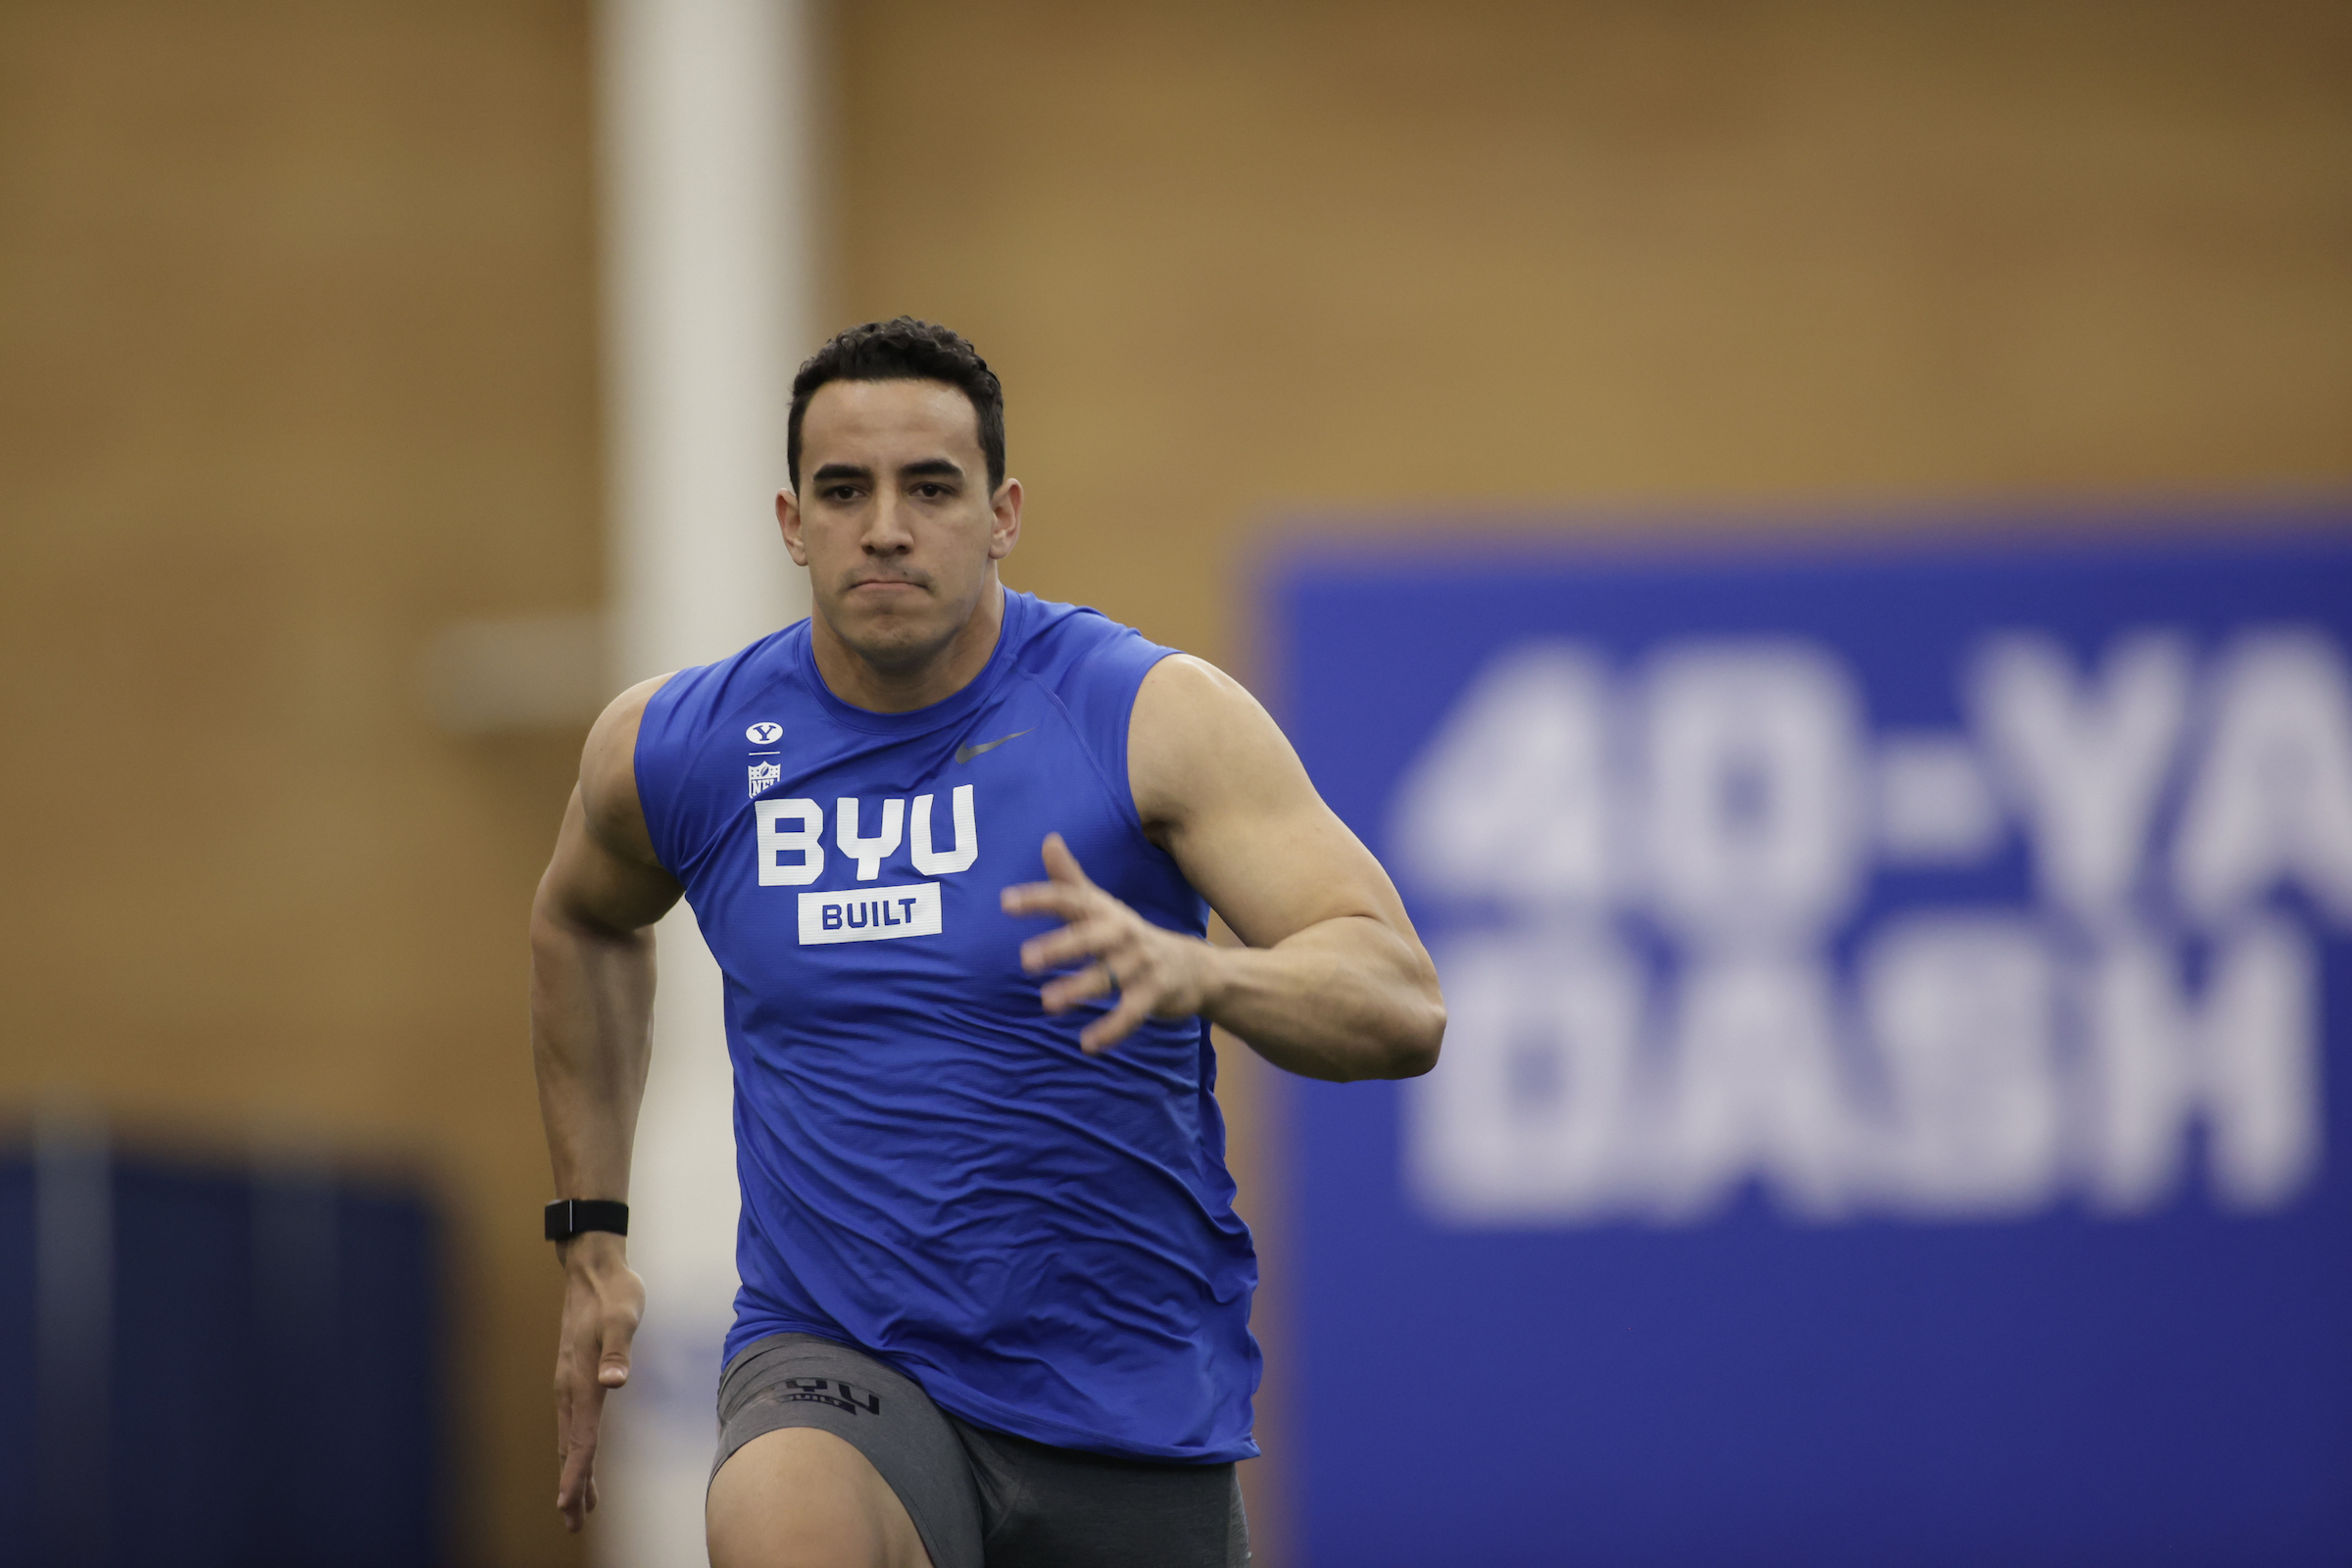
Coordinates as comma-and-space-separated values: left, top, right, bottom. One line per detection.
1267, 518, 2352, 1567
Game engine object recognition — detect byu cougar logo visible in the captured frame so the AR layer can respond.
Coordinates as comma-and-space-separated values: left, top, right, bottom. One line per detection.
746, 721, 783, 745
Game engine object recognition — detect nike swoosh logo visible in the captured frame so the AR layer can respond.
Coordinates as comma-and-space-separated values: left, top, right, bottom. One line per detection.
955, 726, 1035, 764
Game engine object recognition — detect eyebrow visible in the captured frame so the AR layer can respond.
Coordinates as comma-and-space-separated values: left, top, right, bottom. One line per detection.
808, 457, 966, 487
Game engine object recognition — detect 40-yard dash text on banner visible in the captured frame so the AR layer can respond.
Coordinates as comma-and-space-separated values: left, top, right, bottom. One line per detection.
1267, 515, 2352, 1568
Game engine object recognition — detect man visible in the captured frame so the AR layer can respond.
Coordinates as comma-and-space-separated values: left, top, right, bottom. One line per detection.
532, 318, 1444, 1568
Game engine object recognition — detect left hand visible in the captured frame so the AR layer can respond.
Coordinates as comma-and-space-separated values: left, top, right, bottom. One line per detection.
550, 1232, 644, 1533
1002, 833, 1220, 1054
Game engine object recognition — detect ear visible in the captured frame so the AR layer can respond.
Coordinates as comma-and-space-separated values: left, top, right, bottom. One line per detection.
987, 477, 1023, 564
776, 488, 809, 567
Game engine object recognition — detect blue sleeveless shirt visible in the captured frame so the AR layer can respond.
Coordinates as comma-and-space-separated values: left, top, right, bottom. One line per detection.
633, 589, 1259, 1462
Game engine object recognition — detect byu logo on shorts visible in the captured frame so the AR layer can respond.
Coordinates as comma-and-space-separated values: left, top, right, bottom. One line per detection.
746, 721, 783, 744
778, 1376, 881, 1415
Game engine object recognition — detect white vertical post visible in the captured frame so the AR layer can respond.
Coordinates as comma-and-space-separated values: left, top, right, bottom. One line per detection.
594, 1, 812, 1560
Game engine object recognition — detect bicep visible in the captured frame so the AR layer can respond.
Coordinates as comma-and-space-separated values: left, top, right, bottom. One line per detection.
537, 677, 684, 936
1133, 657, 1415, 951
537, 785, 683, 936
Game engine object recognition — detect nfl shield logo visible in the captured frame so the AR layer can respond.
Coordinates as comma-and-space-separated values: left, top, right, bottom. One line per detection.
747, 761, 781, 799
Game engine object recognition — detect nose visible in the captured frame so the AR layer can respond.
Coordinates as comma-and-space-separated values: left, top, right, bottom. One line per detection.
861, 488, 915, 556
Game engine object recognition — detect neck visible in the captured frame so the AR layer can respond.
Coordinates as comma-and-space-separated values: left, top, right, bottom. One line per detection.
808, 577, 1006, 713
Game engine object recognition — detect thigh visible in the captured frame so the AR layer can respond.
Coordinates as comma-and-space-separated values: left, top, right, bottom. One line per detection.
952, 1421, 1250, 1568
710, 1333, 986, 1568
710, 1428, 931, 1568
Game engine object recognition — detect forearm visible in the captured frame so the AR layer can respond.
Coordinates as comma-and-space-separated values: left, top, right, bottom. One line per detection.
1200, 915, 1445, 1082
531, 907, 658, 1200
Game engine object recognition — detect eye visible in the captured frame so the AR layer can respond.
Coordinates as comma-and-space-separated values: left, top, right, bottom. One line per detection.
913, 482, 949, 499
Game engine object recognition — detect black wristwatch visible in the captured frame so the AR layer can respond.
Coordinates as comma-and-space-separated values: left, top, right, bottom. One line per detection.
545, 1199, 629, 1243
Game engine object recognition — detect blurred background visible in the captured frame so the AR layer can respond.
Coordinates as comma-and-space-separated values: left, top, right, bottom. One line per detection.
1, 1, 2346, 1564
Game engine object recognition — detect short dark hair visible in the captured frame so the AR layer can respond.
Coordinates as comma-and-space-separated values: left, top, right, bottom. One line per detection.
787, 317, 1006, 492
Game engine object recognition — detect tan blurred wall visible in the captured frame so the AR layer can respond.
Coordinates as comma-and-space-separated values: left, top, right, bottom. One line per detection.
0, 3, 602, 1563
2, 1, 2347, 1564
828, 1, 2350, 1557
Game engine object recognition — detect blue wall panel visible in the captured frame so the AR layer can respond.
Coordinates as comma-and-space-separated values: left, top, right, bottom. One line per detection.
0, 1150, 443, 1566
0, 1163, 33, 1548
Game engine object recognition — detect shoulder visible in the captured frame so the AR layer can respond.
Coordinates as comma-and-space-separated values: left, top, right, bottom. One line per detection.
619, 622, 810, 871
580, 674, 674, 864
627, 622, 808, 794
1134, 653, 1257, 726
636, 621, 807, 741
1129, 655, 1298, 830
1004, 593, 1177, 753
1008, 593, 1160, 679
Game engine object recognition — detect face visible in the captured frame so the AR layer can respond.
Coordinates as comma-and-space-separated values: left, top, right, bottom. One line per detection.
780, 378, 1021, 673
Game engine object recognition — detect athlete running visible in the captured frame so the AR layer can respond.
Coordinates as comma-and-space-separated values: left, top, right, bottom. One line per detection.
531, 318, 1445, 1568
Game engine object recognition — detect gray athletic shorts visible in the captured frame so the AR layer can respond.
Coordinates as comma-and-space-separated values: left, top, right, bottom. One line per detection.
712, 1333, 1250, 1568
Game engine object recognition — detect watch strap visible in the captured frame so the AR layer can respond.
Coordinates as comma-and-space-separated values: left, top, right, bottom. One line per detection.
544, 1198, 629, 1242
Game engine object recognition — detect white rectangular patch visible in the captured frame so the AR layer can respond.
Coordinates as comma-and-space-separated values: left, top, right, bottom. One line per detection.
798, 882, 943, 945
